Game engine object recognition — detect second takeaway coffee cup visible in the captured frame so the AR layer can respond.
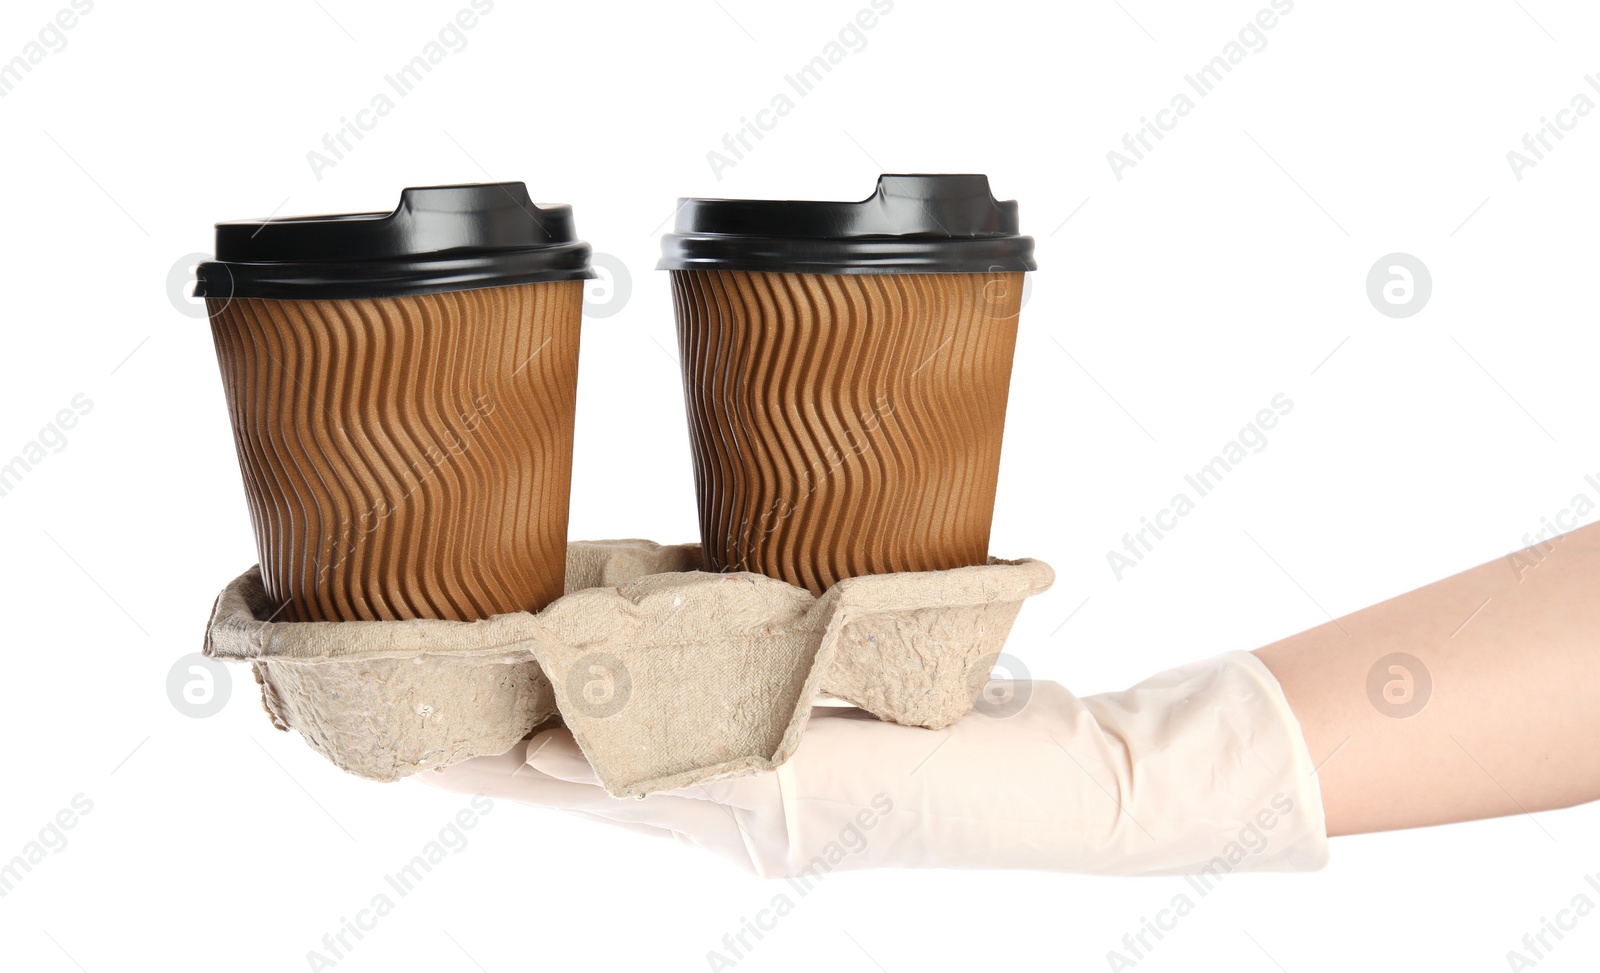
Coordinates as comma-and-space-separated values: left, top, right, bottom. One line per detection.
196, 183, 593, 622
658, 174, 1035, 596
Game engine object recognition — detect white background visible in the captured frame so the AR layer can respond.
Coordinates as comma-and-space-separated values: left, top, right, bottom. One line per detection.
2, 1, 1597, 970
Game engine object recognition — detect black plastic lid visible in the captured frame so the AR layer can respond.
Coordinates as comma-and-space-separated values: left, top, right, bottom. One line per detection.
657, 174, 1035, 275
195, 183, 594, 301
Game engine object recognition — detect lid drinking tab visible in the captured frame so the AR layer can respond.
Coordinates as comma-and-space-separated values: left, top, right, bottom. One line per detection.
197, 182, 595, 301
657, 174, 1035, 275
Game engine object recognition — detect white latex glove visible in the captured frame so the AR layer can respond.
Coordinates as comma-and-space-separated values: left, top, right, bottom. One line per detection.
419, 650, 1329, 877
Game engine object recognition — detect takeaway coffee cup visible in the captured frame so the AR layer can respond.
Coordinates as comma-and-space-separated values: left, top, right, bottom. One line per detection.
658, 174, 1034, 596
196, 183, 593, 622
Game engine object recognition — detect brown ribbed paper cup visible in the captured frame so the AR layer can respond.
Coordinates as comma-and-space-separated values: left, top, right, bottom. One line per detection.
196, 184, 593, 622
660, 176, 1034, 595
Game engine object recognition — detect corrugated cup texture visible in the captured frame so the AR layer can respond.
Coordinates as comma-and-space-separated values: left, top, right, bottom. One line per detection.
671, 270, 1022, 596
206, 281, 582, 622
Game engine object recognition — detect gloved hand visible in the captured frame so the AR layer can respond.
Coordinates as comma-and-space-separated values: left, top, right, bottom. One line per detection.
418, 650, 1329, 877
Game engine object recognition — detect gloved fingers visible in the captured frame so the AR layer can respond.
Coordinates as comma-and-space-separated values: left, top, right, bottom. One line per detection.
416, 748, 618, 810
525, 724, 786, 815
457, 688, 1094, 876
414, 739, 539, 800
520, 726, 601, 784
560, 786, 772, 871
518, 726, 713, 801
667, 774, 783, 815
566, 810, 677, 841
518, 726, 796, 870
668, 822, 765, 877
806, 702, 888, 723
515, 744, 776, 856
413, 739, 629, 815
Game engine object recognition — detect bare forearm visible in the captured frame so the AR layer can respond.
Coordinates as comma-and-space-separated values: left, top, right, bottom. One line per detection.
1254, 520, 1600, 837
